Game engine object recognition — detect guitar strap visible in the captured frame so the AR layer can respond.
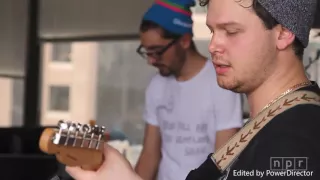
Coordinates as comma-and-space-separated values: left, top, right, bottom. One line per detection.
212, 90, 320, 173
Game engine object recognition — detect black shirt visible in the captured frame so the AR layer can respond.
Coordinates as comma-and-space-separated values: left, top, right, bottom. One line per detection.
225, 82, 320, 180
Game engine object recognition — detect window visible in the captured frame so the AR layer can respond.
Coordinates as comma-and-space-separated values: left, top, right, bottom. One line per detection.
12, 79, 24, 126
191, 3, 207, 14
48, 85, 70, 111
52, 42, 72, 62
0, 77, 24, 127
40, 37, 320, 145
96, 40, 157, 144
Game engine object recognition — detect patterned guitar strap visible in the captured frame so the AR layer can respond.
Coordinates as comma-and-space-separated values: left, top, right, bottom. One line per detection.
212, 90, 320, 179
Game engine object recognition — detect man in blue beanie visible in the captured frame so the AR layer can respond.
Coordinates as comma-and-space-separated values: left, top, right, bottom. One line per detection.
134, 0, 243, 180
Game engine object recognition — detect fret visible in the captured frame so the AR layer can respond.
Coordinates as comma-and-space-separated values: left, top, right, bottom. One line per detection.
52, 120, 106, 150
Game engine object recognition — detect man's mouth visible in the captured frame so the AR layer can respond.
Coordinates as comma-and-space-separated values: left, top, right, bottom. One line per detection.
213, 63, 231, 75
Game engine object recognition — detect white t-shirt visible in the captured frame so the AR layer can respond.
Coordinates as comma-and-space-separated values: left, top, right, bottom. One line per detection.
143, 60, 243, 180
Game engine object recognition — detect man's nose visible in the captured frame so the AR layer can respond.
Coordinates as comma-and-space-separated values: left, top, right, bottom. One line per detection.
147, 56, 157, 65
208, 33, 225, 55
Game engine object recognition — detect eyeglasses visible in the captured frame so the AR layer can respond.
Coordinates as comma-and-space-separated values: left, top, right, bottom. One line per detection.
136, 38, 179, 60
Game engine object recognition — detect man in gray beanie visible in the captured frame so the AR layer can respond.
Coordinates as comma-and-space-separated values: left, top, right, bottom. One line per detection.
65, 0, 320, 180
184, 0, 320, 179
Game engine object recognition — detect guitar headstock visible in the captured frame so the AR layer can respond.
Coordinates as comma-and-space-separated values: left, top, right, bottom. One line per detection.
39, 120, 106, 171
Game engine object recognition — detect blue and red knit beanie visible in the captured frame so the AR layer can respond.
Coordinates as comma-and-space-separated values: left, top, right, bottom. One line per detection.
142, 0, 195, 35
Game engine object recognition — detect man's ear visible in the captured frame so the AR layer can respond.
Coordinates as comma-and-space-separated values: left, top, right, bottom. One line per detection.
276, 25, 295, 50
179, 34, 192, 49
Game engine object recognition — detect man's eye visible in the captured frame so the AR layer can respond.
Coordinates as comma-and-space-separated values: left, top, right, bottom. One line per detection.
226, 31, 238, 35
226, 28, 241, 34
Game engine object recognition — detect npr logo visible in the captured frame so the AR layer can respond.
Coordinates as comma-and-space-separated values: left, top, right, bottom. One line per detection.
270, 157, 308, 170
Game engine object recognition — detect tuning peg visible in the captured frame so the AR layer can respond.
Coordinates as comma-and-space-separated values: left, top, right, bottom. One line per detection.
57, 120, 65, 127
76, 123, 82, 130
58, 120, 68, 130
80, 124, 91, 133
69, 122, 78, 132
100, 126, 106, 134
66, 121, 73, 127
91, 125, 97, 134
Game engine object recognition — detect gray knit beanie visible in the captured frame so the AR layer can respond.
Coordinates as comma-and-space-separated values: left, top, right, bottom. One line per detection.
257, 0, 318, 47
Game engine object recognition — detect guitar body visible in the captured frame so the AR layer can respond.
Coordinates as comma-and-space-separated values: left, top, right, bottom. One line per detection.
185, 153, 225, 180
39, 120, 106, 171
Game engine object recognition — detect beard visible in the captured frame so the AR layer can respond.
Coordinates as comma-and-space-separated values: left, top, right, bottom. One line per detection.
153, 64, 173, 77
155, 47, 186, 77
159, 69, 172, 77
217, 76, 245, 93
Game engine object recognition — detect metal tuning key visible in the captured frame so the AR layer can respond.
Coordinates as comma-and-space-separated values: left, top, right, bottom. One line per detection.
67, 122, 77, 146
53, 120, 69, 145
95, 126, 105, 150
88, 125, 97, 148
72, 123, 82, 147
80, 124, 91, 148
64, 121, 74, 146
52, 120, 107, 150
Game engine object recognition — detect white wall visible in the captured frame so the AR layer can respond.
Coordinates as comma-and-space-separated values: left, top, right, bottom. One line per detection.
193, 14, 211, 40
0, 78, 13, 126
40, 42, 98, 126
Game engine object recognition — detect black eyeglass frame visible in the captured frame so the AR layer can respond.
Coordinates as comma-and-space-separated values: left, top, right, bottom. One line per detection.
136, 38, 180, 59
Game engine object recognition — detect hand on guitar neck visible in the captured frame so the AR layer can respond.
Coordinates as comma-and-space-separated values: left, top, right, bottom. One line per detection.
39, 120, 141, 180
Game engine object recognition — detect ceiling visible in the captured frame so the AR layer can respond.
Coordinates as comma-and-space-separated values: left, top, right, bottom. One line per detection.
39, 0, 154, 39
0, 0, 154, 77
